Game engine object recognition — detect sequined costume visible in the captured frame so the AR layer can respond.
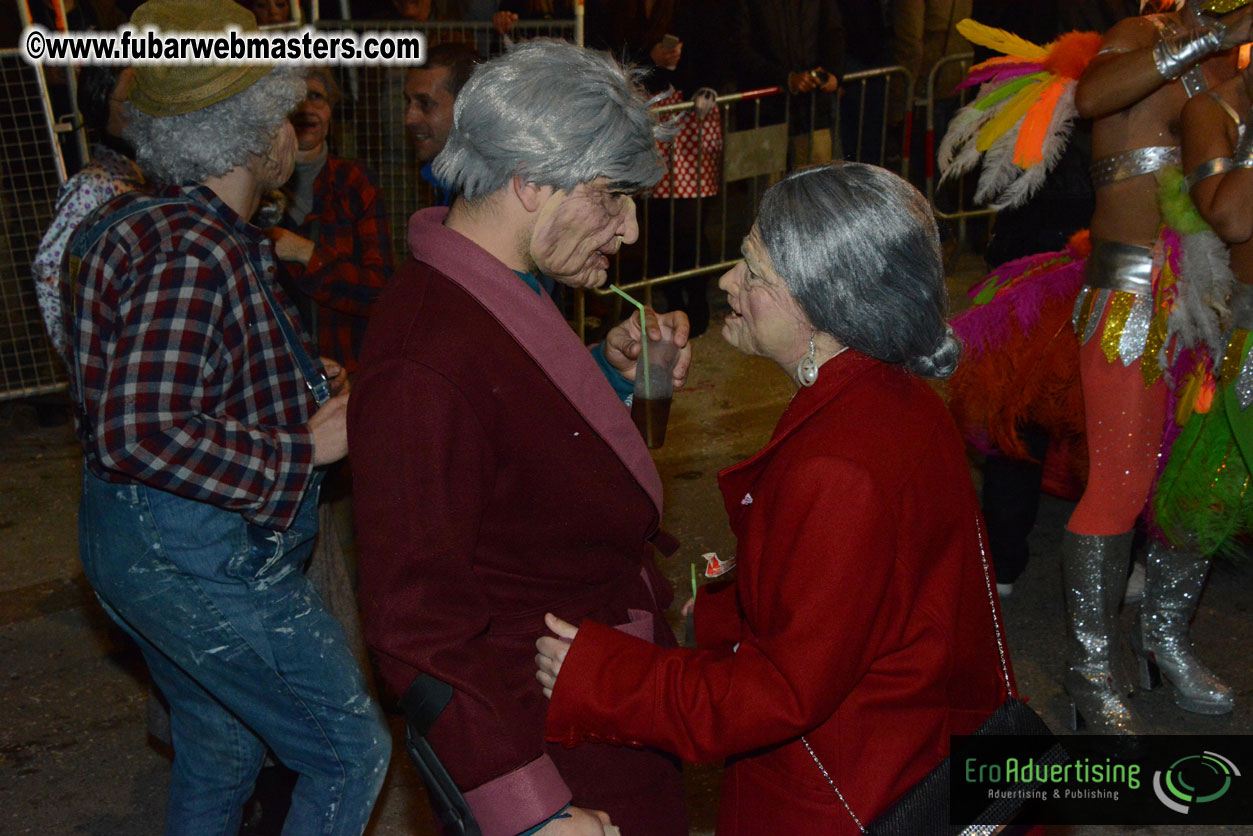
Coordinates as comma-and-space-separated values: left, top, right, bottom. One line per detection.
942, 8, 1239, 729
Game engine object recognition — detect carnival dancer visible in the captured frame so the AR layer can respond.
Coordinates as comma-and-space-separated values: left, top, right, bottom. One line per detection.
1152, 61, 1253, 575
1062, 0, 1250, 732
940, 0, 1252, 733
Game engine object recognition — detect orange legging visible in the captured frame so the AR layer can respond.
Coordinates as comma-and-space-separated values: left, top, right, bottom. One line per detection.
1067, 331, 1168, 536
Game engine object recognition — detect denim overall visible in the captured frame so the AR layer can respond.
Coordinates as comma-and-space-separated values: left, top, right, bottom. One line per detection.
68, 197, 388, 836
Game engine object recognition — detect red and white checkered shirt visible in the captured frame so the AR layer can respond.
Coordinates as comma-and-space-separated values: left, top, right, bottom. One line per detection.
66, 183, 319, 531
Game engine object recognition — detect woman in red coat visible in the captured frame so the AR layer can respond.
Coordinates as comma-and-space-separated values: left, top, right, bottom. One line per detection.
537, 163, 1012, 835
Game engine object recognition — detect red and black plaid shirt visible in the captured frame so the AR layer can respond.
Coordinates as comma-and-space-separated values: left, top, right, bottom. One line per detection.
280, 155, 393, 373
67, 183, 319, 530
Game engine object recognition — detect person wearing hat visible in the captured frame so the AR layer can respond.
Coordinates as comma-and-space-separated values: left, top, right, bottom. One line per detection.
63, 2, 390, 834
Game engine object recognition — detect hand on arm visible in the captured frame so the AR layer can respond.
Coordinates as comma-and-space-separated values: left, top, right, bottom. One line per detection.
542, 458, 894, 764
535, 613, 578, 699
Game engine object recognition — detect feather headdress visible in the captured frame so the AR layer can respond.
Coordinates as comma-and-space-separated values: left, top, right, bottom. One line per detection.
937, 21, 1103, 210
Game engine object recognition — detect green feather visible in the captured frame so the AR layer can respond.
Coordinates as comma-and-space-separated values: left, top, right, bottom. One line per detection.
1157, 167, 1212, 235
1154, 384, 1253, 559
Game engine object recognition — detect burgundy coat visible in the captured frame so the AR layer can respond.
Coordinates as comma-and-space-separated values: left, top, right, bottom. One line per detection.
546, 351, 1012, 835
349, 208, 685, 836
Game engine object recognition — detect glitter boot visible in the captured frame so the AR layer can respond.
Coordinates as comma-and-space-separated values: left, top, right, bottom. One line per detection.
1134, 541, 1233, 714
1062, 530, 1142, 734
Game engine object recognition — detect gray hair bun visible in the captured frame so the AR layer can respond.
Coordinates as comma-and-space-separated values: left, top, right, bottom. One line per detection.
905, 326, 962, 379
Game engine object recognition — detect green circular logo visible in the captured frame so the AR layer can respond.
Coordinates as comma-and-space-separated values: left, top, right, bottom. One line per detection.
1153, 752, 1240, 815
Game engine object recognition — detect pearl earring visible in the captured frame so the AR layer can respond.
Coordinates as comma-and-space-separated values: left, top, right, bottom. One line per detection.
797, 331, 819, 387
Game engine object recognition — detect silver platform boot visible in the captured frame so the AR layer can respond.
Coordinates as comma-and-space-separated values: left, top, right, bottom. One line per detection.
1062, 530, 1142, 734
1134, 541, 1233, 714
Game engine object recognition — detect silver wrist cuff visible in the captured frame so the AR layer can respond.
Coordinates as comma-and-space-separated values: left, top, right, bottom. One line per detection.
1185, 156, 1234, 189
1152, 24, 1225, 80
1234, 129, 1253, 169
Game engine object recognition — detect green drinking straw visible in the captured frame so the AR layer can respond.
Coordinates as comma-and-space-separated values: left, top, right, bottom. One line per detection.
607, 284, 648, 395
690, 562, 698, 601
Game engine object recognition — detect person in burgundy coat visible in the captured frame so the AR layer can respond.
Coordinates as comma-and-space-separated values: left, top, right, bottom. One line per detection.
349, 42, 692, 836
537, 163, 1013, 835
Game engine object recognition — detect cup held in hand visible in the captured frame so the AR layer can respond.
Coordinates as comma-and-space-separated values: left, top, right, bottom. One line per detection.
631, 333, 678, 448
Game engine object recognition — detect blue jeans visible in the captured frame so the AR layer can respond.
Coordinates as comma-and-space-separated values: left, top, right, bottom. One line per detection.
78, 469, 390, 836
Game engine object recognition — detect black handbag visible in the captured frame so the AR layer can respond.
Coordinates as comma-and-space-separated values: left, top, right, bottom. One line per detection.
800, 520, 1066, 835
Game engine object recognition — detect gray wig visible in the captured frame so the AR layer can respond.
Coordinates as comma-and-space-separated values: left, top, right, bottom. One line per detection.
757, 163, 961, 379
433, 40, 666, 200
123, 67, 304, 185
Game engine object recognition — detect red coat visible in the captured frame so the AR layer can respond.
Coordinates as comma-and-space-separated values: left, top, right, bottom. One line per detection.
349, 209, 685, 836
546, 351, 1012, 835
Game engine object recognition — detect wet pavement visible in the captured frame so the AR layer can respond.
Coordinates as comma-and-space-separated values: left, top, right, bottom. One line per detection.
3, 258, 1253, 834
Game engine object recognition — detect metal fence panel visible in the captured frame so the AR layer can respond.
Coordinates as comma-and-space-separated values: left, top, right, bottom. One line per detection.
0, 48, 66, 402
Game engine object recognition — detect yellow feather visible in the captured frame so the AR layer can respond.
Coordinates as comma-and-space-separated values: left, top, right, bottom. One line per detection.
975, 80, 1044, 152
957, 18, 1049, 62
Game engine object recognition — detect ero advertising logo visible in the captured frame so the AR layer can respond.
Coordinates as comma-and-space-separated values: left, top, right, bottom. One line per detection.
951, 734, 1253, 826
1152, 751, 1241, 815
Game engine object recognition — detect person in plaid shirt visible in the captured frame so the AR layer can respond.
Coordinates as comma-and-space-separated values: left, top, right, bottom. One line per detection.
64, 2, 389, 834
268, 68, 394, 375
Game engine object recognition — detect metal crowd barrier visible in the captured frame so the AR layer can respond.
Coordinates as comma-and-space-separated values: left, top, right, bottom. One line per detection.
577, 66, 914, 340
0, 22, 72, 402
923, 51, 996, 245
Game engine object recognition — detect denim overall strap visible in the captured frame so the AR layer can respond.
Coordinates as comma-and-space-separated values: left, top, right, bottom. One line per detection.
251, 257, 331, 406
195, 198, 331, 407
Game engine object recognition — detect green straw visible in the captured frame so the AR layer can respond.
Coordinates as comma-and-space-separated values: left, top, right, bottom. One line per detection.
607, 284, 648, 396
690, 562, 697, 601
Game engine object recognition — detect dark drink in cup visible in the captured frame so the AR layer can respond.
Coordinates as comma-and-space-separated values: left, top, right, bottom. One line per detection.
630, 319, 679, 449
631, 395, 671, 448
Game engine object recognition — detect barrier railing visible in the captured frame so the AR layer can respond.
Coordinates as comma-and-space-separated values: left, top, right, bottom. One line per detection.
0, 2, 74, 402
923, 51, 996, 243
576, 66, 914, 339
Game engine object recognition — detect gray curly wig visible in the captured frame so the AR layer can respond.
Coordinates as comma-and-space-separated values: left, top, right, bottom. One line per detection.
756, 163, 961, 379
124, 66, 305, 185
433, 39, 667, 201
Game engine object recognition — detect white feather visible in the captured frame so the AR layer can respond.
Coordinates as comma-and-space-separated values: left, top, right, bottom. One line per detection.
992, 84, 1081, 209
1170, 230, 1234, 359
974, 124, 1024, 205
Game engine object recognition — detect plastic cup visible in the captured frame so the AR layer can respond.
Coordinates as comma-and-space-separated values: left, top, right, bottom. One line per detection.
631, 331, 679, 449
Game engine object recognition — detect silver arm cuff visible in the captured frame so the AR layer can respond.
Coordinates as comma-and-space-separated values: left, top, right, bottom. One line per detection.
1234, 125, 1253, 168
1185, 156, 1234, 189
1152, 24, 1226, 80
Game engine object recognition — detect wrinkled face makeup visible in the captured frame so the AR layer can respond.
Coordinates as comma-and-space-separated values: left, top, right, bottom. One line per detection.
528, 177, 638, 289
106, 68, 134, 140
403, 65, 456, 165
291, 76, 332, 153
718, 228, 812, 365
262, 120, 298, 191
